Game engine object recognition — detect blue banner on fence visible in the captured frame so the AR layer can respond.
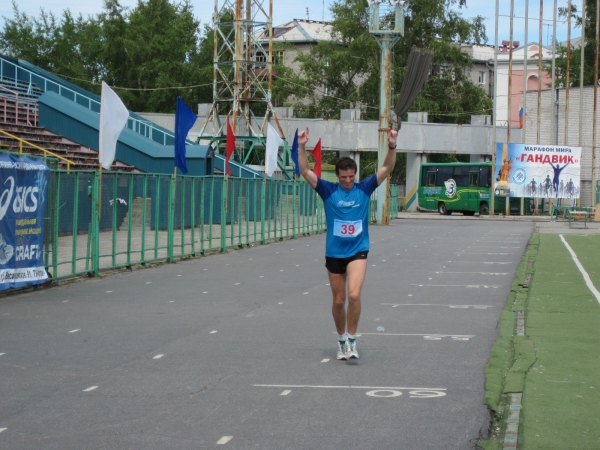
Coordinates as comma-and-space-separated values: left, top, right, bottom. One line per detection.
0, 153, 50, 290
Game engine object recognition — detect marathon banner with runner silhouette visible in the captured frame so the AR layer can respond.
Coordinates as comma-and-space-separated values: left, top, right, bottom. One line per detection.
494, 143, 581, 199
0, 153, 50, 290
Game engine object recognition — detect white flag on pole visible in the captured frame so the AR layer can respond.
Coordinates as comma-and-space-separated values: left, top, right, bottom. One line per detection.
265, 122, 283, 177
99, 81, 129, 170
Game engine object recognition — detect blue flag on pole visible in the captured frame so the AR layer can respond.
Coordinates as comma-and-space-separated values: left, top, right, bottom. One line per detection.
290, 128, 300, 177
174, 97, 197, 174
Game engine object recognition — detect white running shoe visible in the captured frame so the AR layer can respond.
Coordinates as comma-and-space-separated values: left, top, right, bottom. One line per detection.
346, 337, 359, 359
337, 340, 349, 360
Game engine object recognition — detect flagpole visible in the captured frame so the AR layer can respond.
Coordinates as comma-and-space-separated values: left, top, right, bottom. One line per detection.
174, 166, 177, 199
98, 164, 103, 221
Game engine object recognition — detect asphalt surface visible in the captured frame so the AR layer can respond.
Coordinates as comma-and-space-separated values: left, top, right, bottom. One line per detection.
0, 218, 533, 449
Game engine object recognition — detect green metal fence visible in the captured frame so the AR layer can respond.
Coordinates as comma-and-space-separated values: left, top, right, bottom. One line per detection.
44, 170, 398, 281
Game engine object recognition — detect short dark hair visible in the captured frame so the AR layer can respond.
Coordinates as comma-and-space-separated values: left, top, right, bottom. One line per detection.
335, 157, 357, 175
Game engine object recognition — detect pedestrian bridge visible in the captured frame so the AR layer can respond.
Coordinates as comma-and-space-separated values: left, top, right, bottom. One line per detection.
144, 112, 521, 155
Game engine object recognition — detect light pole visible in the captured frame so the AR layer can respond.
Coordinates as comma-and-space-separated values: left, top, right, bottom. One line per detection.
367, 0, 406, 224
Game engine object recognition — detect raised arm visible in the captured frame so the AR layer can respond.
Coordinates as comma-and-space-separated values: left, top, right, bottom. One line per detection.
376, 129, 398, 185
298, 127, 318, 189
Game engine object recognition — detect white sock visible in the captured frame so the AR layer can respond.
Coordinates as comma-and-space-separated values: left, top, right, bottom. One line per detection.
339, 334, 346, 341
348, 334, 355, 341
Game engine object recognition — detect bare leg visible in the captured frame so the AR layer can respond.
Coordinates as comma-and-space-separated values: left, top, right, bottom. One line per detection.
328, 270, 347, 335
345, 259, 368, 335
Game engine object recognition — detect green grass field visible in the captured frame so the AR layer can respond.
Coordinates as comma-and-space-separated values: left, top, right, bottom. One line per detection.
480, 233, 600, 449
520, 234, 600, 449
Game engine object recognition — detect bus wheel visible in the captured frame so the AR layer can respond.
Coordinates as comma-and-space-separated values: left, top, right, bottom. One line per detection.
438, 202, 451, 215
479, 202, 489, 216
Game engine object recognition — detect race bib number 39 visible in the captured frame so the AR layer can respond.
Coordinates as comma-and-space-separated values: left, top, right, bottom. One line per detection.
333, 220, 363, 238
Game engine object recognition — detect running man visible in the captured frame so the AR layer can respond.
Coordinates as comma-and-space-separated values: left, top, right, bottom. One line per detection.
543, 175, 552, 197
297, 127, 398, 360
550, 161, 569, 197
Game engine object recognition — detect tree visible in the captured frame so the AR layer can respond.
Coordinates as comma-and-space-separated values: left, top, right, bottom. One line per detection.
551, 2, 599, 87
277, 0, 491, 181
98, 0, 206, 112
0, 1, 103, 94
281, 0, 490, 121
0, 0, 213, 112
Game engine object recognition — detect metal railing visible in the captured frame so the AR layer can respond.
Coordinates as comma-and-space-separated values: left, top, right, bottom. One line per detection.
0, 57, 176, 145
0, 129, 74, 170
44, 171, 399, 281
0, 86, 38, 126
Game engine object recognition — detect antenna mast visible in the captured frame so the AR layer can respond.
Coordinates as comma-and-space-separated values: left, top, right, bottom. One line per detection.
199, 0, 284, 143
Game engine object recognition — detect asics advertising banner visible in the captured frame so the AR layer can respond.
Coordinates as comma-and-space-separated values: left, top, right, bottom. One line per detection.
494, 143, 581, 198
0, 153, 49, 290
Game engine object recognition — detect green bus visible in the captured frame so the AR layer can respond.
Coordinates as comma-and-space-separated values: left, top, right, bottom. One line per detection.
418, 162, 493, 215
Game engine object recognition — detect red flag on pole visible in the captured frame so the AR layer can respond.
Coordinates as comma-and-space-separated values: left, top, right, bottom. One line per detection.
312, 138, 322, 177
225, 116, 235, 176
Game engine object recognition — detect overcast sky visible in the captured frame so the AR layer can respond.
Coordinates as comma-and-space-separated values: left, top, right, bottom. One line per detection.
0, 0, 582, 47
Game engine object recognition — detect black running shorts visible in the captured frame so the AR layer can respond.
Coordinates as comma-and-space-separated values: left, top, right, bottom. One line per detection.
325, 251, 369, 275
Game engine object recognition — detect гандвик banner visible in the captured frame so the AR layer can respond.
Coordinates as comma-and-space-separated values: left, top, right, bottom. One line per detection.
494, 143, 581, 199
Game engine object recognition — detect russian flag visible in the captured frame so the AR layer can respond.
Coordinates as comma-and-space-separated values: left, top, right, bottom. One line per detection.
519, 106, 524, 129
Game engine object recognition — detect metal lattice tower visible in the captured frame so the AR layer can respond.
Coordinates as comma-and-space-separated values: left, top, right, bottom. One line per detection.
199, 0, 285, 145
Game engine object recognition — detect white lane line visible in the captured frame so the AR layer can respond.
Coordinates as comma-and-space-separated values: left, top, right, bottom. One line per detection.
456, 252, 513, 255
321, 358, 330, 363
410, 284, 499, 288
436, 271, 509, 275
217, 436, 233, 445
106, 291, 112, 293
252, 384, 447, 398
68, 329, 80, 333
560, 234, 600, 305
254, 384, 446, 391
356, 332, 474, 340
83, 386, 98, 392
280, 390, 292, 396
0, 428, 6, 433
62, 300, 69, 303
449, 261, 512, 265
0, 353, 5, 356
153, 354, 164, 359
382, 303, 492, 309
210, 330, 218, 334
278, 302, 284, 305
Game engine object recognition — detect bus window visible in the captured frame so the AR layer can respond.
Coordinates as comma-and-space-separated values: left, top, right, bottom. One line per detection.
435, 167, 453, 186
453, 166, 469, 186
469, 172, 479, 186
427, 172, 436, 186
421, 166, 437, 186
479, 166, 490, 187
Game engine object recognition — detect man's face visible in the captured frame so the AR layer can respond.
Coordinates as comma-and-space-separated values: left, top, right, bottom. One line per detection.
337, 168, 356, 190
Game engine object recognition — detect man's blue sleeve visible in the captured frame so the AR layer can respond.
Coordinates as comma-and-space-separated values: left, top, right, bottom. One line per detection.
315, 178, 336, 201
358, 174, 379, 197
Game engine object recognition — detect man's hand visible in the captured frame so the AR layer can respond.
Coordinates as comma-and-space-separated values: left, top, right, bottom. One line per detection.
297, 127, 318, 188
376, 128, 398, 185
388, 128, 398, 148
298, 127, 309, 146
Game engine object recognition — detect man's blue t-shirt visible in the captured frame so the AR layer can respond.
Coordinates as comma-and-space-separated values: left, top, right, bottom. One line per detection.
315, 174, 379, 258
